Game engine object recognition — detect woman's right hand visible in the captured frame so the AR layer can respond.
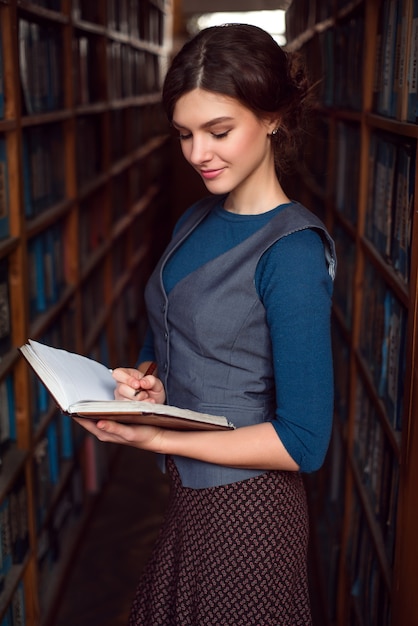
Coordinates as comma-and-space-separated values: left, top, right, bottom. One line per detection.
112, 366, 166, 405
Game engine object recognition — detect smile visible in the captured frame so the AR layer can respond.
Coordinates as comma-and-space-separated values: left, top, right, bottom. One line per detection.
200, 168, 224, 180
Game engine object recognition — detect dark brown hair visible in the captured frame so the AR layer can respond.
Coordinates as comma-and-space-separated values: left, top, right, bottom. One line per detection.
162, 24, 313, 174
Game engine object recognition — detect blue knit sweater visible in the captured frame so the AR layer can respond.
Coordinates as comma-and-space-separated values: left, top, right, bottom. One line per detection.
139, 200, 334, 472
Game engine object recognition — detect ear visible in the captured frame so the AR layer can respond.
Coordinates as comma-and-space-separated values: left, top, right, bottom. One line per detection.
266, 117, 280, 136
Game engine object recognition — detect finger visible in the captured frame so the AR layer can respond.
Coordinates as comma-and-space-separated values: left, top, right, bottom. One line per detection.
136, 374, 156, 389
112, 367, 141, 385
95, 419, 138, 443
115, 382, 142, 400
132, 388, 149, 400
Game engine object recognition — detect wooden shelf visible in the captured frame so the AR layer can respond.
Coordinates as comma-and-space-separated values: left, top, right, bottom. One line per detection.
286, 1, 418, 624
0, 0, 173, 622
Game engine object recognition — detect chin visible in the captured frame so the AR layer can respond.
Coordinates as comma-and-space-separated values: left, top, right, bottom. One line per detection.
202, 179, 234, 195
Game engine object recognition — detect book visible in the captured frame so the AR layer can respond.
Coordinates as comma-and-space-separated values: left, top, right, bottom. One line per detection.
406, 0, 418, 122
0, 27, 4, 119
19, 340, 235, 431
0, 136, 9, 240
377, 0, 399, 117
0, 256, 11, 357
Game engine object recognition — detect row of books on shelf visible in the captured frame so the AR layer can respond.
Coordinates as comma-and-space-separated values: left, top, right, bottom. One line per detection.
333, 8, 364, 111
303, 8, 365, 112
113, 0, 165, 46
19, 19, 64, 117
129, 103, 168, 154
332, 322, 350, 423
359, 260, 407, 431
334, 121, 361, 224
313, 425, 346, 621
107, 44, 161, 101
73, 33, 103, 107
130, 195, 155, 248
0, 257, 11, 359
0, 580, 25, 626
5, 104, 165, 225
76, 115, 103, 189
335, 123, 414, 285
36, 434, 110, 610
28, 222, 67, 321
0, 137, 9, 241
54, 111, 161, 192
86, 330, 111, 370
73, 0, 165, 46
0, 24, 4, 121
111, 170, 130, 224
25, 0, 61, 10
333, 224, 355, 330
36, 463, 82, 612
290, 0, 418, 125
79, 140, 157, 227
111, 283, 143, 367
112, 233, 130, 284
373, 0, 418, 123
110, 104, 167, 162
136, 1, 165, 47
17, 17, 163, 115
0, 475, 29, 591
79, 192, 107, 267
365, 132, 415, 284
353, 376, 399, 565
285, 0, 333, 43
80, 266, 106, 339
33, 412, 75, 530
0, 375, 16, 461
346, 491, 392, 626
285, 0, 363, 43
23, 123, 65, 219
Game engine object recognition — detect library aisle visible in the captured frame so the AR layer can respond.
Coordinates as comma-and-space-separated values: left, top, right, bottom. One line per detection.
52, 447, 169, 626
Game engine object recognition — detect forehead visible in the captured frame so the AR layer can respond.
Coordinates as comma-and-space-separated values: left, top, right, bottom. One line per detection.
173, 88, 255, 127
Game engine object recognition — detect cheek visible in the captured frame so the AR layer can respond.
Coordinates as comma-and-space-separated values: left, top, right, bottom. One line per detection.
234, 128, 268, 158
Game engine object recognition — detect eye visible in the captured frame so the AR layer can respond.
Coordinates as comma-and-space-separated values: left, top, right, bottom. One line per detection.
178, 132, 192, 141
212, 131, 230, 139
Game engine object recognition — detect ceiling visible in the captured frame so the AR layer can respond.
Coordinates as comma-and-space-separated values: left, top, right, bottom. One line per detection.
181, 0, 292, 16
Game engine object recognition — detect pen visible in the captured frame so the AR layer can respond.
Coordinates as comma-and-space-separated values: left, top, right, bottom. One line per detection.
134, 361, 157, 396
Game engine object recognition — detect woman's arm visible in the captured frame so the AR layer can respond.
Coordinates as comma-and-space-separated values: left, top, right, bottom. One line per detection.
73, 417, 299, 471
257, 229, 334, 472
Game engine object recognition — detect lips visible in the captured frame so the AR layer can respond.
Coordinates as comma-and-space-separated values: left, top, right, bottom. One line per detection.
200, 168, 224, 180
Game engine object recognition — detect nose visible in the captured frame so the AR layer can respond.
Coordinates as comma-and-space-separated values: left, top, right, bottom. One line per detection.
188, 135, 212, 166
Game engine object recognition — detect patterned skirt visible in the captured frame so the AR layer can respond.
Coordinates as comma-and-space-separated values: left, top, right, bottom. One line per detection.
129, 458, 312, 626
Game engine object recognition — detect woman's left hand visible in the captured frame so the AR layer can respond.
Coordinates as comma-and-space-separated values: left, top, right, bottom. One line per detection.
73, 416, 164, 451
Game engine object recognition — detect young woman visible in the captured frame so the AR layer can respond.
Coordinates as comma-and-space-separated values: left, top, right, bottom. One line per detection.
76, 24, 336, 625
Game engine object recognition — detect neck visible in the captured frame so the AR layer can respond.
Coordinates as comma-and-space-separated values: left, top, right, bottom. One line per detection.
224, 182, 290, 215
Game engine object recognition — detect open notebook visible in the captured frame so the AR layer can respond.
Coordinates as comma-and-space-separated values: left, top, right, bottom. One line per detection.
19, 340, 235, 431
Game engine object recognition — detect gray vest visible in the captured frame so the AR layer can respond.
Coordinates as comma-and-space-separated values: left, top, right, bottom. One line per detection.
145, 196, 336, 489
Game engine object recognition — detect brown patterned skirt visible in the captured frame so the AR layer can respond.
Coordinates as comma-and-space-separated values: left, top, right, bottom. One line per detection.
129, 458, 312, 626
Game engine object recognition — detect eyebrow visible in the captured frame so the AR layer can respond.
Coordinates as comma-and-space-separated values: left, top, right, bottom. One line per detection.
172, 116, 234, 131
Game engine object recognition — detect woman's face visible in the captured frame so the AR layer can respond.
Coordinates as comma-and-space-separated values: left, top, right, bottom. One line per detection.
172, 88, 276, 198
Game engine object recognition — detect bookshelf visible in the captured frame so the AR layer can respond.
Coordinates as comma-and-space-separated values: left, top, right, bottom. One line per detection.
285, 1, 418, 625
0, 0, 172, 624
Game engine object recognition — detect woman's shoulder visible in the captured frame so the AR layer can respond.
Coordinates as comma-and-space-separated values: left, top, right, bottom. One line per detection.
267, 227, 327, 267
